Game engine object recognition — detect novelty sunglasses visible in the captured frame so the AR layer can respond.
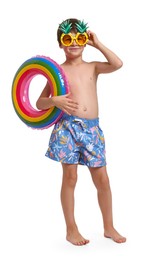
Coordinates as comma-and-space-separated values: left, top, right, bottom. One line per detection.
60, 32, 88, 46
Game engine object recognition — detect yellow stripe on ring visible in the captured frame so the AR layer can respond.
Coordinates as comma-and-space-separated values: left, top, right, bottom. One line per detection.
12, 64, 57, 122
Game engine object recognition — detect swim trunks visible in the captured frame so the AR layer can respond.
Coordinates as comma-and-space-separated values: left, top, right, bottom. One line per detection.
45, 114, 106, 167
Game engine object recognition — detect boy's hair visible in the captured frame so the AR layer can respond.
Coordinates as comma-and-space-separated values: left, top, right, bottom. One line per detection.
57, 18, 80, 46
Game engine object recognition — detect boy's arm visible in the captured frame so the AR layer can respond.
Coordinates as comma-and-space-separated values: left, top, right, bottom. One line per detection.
36, 81, 78, 115
36, 81, 53, 110
87, 30, 123, 74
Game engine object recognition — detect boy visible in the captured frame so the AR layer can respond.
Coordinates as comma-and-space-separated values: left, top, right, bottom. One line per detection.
36, 18, 126, 246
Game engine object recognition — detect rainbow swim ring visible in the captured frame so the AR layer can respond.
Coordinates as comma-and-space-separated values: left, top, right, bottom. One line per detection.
11, 56, 69, 129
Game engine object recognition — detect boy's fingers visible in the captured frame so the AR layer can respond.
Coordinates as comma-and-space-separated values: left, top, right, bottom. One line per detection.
65, 92, 71, 97
68, 100, 79, 105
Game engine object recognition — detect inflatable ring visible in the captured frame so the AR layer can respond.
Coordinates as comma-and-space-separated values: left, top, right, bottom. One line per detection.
11, 56, 69, 129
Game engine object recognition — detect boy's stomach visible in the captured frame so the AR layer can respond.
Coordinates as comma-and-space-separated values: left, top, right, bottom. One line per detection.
71, 102, 99, 119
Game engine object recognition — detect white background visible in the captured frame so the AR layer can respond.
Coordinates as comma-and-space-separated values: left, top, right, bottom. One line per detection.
0, 0, 145, 259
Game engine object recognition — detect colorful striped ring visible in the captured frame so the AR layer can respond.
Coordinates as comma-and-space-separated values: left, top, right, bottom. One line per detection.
11, 56, 69, 129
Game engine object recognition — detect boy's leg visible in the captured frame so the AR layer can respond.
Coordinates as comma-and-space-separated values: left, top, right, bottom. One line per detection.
61, 163, 89, 245
89, 166, 126, 243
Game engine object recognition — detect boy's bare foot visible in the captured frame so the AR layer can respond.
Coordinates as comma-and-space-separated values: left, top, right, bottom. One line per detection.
104, 227, 126, 243
66, 227, 89, 246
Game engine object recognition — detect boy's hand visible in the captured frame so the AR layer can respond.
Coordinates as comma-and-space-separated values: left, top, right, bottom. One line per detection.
52, 92, 79, 115
87, 30, 99, 48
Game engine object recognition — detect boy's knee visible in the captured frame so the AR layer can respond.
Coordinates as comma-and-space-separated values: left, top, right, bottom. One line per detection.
62, 165, 78, 187
65, 171, 77, 187
98, 175, 110, 191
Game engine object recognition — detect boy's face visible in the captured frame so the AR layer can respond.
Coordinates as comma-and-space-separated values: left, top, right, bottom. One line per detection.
59, 30, 88, 58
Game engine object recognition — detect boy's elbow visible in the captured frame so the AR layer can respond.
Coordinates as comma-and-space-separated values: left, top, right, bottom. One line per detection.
36, 100, 41, 110
117, 59, 123, 69
113, 60, 123, 71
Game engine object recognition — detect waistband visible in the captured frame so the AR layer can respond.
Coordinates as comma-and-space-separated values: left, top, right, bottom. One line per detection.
61, 113, 99, 127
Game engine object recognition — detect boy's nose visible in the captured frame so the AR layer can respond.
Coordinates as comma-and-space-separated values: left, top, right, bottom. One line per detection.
72, 39, 77, 46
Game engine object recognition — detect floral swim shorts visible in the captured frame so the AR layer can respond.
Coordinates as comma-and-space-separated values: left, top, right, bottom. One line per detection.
45, 114, 106, 167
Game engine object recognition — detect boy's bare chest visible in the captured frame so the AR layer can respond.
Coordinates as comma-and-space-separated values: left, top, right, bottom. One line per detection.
66, 68, 96, 84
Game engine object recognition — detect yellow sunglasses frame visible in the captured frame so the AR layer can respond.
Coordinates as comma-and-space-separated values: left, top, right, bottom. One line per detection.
60, 32, 88, 46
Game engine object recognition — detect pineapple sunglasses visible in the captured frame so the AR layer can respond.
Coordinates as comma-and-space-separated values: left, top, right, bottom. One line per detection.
60, 32, 88, 46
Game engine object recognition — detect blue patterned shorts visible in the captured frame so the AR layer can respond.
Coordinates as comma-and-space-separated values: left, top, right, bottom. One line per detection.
45, 114, 106, 167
